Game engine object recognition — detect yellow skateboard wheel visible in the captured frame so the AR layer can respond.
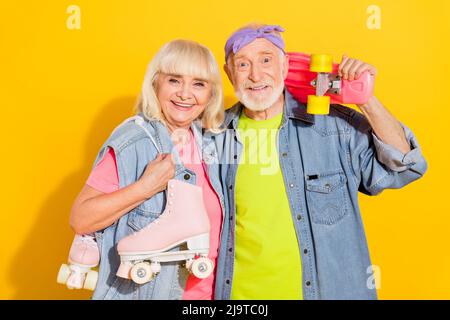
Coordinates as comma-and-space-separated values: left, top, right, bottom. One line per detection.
310, 54, 333, 73
307, 95, 330, 115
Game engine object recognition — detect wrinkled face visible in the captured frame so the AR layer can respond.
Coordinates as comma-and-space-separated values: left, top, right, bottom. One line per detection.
156, 73, 212, 130
226, 38, 289, 111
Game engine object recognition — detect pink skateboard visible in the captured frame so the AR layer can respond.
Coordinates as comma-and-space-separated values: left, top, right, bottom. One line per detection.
285, 52, 375, 114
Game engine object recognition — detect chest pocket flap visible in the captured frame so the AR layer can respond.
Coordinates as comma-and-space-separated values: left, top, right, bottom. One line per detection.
305, 171, 349, 225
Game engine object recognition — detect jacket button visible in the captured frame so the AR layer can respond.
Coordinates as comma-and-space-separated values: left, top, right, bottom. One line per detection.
306, 281, 311, 286
226, 280, 231, 284
282, 152, 288, 157
229, 185, 233, 190
297, 215, 302, 220
289, 183, 294, 188
303, 249, 308, 254
184, 174, 190, 180
228, 248, 233, 252
233, 154, 237, 159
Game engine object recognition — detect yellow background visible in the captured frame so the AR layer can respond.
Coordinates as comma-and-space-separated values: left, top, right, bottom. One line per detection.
0, 0, 449, 299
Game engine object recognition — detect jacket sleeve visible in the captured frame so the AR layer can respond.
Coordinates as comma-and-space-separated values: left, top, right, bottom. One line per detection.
348, 111, 427, 196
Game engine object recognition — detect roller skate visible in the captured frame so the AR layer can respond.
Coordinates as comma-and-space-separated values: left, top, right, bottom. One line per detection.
116, 179, 214, 285
57, 234, 99, 290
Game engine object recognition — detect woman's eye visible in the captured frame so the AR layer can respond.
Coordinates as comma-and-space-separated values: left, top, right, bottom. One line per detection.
169, 78, 179, 84
263, 57, 271, 63
194, 82, 205, 87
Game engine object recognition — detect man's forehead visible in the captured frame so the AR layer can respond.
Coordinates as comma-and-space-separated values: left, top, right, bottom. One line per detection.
233, 38, 281, 60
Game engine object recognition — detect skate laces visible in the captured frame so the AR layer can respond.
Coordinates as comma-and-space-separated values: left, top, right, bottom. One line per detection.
139, 184, 174, 231
147, 212, 168, 227
151, 188, 175, 226
79, 235, 97, 248
141, 203, 172, 230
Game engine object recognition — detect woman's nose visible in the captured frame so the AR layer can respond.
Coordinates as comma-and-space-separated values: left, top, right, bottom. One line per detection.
176, 84, 193, 100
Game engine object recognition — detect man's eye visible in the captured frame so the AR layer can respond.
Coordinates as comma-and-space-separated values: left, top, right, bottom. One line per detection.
263, 57, 271, 63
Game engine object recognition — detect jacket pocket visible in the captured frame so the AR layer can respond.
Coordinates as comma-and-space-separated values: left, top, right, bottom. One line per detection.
305, 171, 348, 225
127, 191, 165, 231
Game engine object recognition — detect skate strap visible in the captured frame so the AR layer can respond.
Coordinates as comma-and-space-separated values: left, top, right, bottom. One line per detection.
132, 116, 162, 153
111, 115, 162, 153
113, 116, 186, 181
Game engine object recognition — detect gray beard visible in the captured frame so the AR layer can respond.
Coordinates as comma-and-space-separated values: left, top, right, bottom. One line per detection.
236, 82, 285, 112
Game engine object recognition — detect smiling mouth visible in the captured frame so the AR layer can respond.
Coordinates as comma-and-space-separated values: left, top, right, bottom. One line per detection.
247, 85, 269, 91
171, 100, 195, 109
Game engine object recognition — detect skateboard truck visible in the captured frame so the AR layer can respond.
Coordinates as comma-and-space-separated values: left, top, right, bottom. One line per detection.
307, 54, 335, 114
311, 74, 341, 96
285, 52, 375, 115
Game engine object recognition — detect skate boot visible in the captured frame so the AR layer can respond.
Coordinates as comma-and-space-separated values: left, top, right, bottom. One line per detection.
116, 179, 214, 285
57, 234, 100, 290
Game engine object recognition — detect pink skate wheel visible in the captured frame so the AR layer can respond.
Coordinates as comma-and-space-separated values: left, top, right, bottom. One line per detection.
56, 264, 71, 285
130, 262, 154, 284
83, 270, 98, 291
190, 257, 214, 279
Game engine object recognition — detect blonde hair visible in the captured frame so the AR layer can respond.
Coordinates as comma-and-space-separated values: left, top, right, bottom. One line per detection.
136, 39, 224, 133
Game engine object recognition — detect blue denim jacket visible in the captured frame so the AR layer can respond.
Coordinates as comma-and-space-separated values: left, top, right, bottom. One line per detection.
91, 115, 225, 300
213, 89, 427, 300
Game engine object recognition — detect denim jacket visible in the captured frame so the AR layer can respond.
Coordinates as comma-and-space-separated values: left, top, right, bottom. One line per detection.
213, 89, 427, 300
91, 115, 225, 300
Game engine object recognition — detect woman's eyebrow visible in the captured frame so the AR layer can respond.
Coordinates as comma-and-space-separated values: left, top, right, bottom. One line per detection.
193, 78, 208, 82
166, 73, 182, 78
165, 73, 208, 82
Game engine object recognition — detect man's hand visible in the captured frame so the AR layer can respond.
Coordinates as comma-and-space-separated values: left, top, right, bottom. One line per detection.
338, 54, 377, 81
337, 55, 411, 154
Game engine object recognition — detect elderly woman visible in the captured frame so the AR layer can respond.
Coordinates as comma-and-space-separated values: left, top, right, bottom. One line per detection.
69, 39, 225, 300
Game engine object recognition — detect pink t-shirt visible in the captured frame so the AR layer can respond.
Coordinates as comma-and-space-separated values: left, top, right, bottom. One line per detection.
86, 148, 119, 193
86, 131, 223, 300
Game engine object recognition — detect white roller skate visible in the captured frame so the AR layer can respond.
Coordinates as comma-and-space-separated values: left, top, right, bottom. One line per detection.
116, 179, 214, 285
57, 234, 99, 290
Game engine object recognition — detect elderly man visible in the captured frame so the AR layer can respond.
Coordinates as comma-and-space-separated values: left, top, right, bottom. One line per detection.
213, 24, 427, 300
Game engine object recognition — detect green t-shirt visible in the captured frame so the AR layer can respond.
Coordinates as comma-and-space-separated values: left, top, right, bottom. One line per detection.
231, 110, 303, 300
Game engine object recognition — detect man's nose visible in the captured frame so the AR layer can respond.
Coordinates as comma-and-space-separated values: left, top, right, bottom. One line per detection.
249, 65, 263, 83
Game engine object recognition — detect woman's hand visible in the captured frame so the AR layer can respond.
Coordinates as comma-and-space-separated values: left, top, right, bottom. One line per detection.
138, 153, 176, 198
